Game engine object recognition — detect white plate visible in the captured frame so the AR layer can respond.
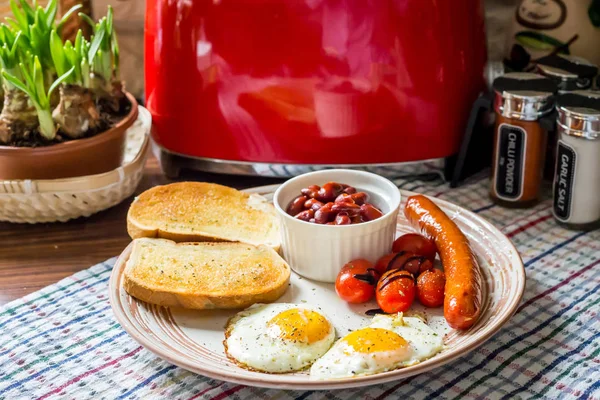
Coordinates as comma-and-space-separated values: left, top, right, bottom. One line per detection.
109, 186, 525, 390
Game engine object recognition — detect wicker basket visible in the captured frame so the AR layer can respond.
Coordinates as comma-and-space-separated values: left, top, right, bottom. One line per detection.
0, 106, 152, 223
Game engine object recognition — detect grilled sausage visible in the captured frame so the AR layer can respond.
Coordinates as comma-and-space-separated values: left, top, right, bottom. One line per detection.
404, 195, 483, 330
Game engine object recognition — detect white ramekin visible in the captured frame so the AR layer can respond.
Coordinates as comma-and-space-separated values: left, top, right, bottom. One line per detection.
273, 169, 401, 283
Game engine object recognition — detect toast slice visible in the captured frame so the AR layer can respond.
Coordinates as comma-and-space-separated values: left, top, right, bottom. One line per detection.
127, 182, 280, 249
123, 238, 291, 309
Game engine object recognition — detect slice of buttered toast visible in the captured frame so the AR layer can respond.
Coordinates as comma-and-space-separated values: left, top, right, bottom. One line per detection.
127, 182, 280, 249
123, 238, 291, 309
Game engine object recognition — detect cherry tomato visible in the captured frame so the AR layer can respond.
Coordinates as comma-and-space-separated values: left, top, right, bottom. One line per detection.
392, 233, 437, 262
374, 253, 396, 275
335, 259, 380, 304
417, 269, 446, 308
376, 269, 416, 313
397, 255, 433, 276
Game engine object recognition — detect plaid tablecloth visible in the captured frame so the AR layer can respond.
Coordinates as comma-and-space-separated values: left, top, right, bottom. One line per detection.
1, 174, 599, 400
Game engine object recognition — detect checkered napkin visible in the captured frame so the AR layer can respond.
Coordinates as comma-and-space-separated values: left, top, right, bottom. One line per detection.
1, 173, 599, 400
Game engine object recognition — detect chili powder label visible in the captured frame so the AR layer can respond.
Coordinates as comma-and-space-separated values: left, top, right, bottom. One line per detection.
553, 141, 576, 221
495, 123, 526, 200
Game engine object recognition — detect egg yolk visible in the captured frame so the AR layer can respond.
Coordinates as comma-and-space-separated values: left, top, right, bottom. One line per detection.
268, 309, 331, 344
342, 328, 408, 353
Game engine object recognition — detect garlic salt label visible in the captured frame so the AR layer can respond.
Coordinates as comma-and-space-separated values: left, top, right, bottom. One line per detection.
553, 141, 576, 221
495, 124, 527, 200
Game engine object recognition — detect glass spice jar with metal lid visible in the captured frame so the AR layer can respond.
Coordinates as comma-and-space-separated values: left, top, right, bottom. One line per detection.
535, 54, 599, 180
490, 72, 557, 208
552, 90, 600, 230
536, 54, 598, 93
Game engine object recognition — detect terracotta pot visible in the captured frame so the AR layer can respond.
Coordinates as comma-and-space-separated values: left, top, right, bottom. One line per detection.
0, 93, 138, 180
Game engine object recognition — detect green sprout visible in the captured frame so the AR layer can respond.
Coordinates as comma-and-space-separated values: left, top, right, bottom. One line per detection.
81, 6, 119, 82
50, 29, 91, 88
6, 0, 39, 33
2, 56, 73, 140
0, 26, 24, 87
50, 29, 103, 138
0, 1, 122, 143
56, 4, 84, 34
6, 0, 81, 34
5, 0, 83, 80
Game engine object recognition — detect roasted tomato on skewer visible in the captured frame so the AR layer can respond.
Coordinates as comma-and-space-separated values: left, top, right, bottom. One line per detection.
374, 252, 434, 275
335, 259, 380, 304
376, 269, 416, 313
417, 268, 446, 308
392, 233, 438, 262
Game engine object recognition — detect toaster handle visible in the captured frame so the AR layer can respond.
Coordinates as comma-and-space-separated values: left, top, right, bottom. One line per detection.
449, 92, 494, 188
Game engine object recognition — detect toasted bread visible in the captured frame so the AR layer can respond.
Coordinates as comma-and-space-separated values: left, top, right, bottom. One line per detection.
127, 182, 280, 249
123, 238, 291, 309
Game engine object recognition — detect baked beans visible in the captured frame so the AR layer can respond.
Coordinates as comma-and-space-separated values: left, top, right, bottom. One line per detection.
286, 182, 384, 224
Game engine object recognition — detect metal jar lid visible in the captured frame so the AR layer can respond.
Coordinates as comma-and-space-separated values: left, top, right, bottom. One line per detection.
493, 72, 557, 121
536, 54, 598, 92
556, 90, 600, 140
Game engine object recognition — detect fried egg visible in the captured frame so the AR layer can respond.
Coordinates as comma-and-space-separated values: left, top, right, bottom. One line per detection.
224, 303, 335, 373
310, 313, 443, 379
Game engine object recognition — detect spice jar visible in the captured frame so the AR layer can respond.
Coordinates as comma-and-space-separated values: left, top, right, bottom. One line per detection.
536, 54, 598, 93
536, 55, 599, 180
552, 91, 600, 230
490, 73, 557, 208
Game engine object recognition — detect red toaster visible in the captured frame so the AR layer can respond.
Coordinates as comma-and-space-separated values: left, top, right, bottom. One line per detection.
145, 0, 487, 177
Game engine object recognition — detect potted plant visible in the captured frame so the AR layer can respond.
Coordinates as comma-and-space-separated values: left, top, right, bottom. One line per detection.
0, 0, 138, 180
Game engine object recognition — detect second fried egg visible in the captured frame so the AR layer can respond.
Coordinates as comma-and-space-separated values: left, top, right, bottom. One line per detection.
310, 313, 443, 379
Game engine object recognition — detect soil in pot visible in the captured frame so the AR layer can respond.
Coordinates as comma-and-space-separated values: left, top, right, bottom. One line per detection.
2, 96, 132, 148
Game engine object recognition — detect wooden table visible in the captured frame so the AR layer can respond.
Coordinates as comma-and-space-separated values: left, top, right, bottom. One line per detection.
0, 157, 283, 306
